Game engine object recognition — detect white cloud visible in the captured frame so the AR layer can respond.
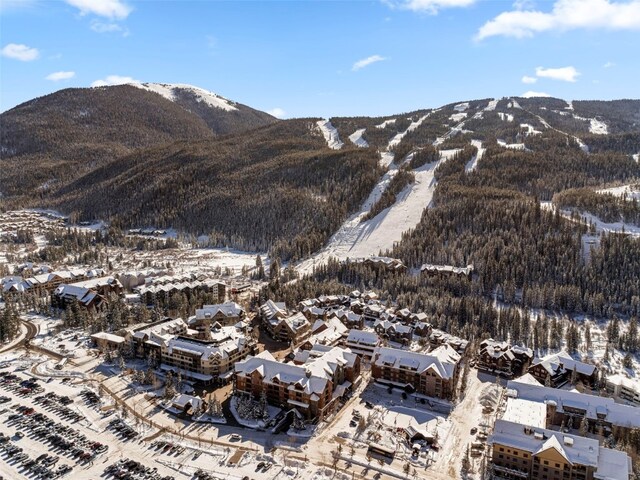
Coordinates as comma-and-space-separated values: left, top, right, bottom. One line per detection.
521, 90, 552, 98
65, 0, 132, 19
267, 108, 286, 119
352, 55, 387, 71
1, 43, 39, 61
385, 0, 476, 14
603, 61, 616, 68
476, 0, 640, 40
535, 66, 580, 82
90, 21, 128, 35
521, 75, 538, 84
91, 75, 139, 87
45, 71, 76, 81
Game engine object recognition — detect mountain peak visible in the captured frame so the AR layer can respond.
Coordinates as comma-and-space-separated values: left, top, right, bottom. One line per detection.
129, 82, 238, 112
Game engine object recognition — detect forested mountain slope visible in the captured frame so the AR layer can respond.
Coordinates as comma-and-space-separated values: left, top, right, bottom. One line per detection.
49, 119, 382, 261
0, 84, 276, 198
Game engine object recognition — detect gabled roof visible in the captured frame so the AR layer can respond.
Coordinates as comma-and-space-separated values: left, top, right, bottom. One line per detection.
534, 434, 571, 463
374, 345, 460, 379
531, 352, 596, 377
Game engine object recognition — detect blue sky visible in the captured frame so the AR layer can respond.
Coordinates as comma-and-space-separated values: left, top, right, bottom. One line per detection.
1, 0, 639, 117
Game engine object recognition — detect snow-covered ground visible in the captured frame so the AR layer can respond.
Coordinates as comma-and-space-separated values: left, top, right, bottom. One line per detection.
454, 102, 469, 112
633, 153, 639, 163
497, 139, 526, 150
348, 128, 368, 148
542, 201, 640, 236
484, 99, 498, 111
588, 118, 608, 135
520, 123, 542, 135
596, 184, 640, 201
316, 119, 344, 150
449, 112, 467, 122
497, 112, 513, 122
387, 113, 431, 150
577, 211, 640, 236
130, 82, 238, 111
375, 118, 396, 129
465, 139, 485, 172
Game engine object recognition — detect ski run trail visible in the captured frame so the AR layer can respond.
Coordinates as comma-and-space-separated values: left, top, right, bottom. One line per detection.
297, 101, 498, 275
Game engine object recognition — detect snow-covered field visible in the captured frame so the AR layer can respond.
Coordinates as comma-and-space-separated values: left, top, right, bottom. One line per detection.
316, 119, 344, 150
497, 112, 513, 122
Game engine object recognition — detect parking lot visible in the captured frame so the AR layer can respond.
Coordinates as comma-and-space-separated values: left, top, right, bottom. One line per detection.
0, 366, 180, 480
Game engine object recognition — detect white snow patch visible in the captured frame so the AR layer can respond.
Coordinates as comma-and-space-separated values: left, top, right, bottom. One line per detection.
565, 100, 574, 110
575, 137, 589, 154
465, 139, 485, 172
131, 82, 238, 111
316, 119, 344, 150
497, 139, 527, 150
484, 99, 498, 111
375, 118, 396, 129
596, 184, 640, 201
387, 113, 430, 150
578, 211, 640, 236
633, 153, 639, 163
520, 123, 542, 135
449, 112, 468, 122
589, 118, 608, 135
348, 128, 369, 148
454, 102, 469, 112
498, 112, 514, 122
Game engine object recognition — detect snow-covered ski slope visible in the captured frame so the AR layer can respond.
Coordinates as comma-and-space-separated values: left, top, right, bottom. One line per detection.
316, 119, 344, 149
348, 128, 369, 148
297, 101, 505, 275
465, 139, 486, 172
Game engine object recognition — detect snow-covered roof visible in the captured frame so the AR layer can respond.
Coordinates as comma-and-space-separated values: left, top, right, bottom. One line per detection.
346, 329, 380, 347
507, 380, 640, 429
260, 300, 288, 320
235, 354, 329, 396
374, 344, 460, 379
491, 419, 631, 478
502, 398, 546, 428
194, 301, 244, 320
167, 328, 248, 360
281, 312, 310, 332
90, 332, 125, 344
307, 317, 348, 346
420, 263, 474, 276
532, 352, 596, 377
